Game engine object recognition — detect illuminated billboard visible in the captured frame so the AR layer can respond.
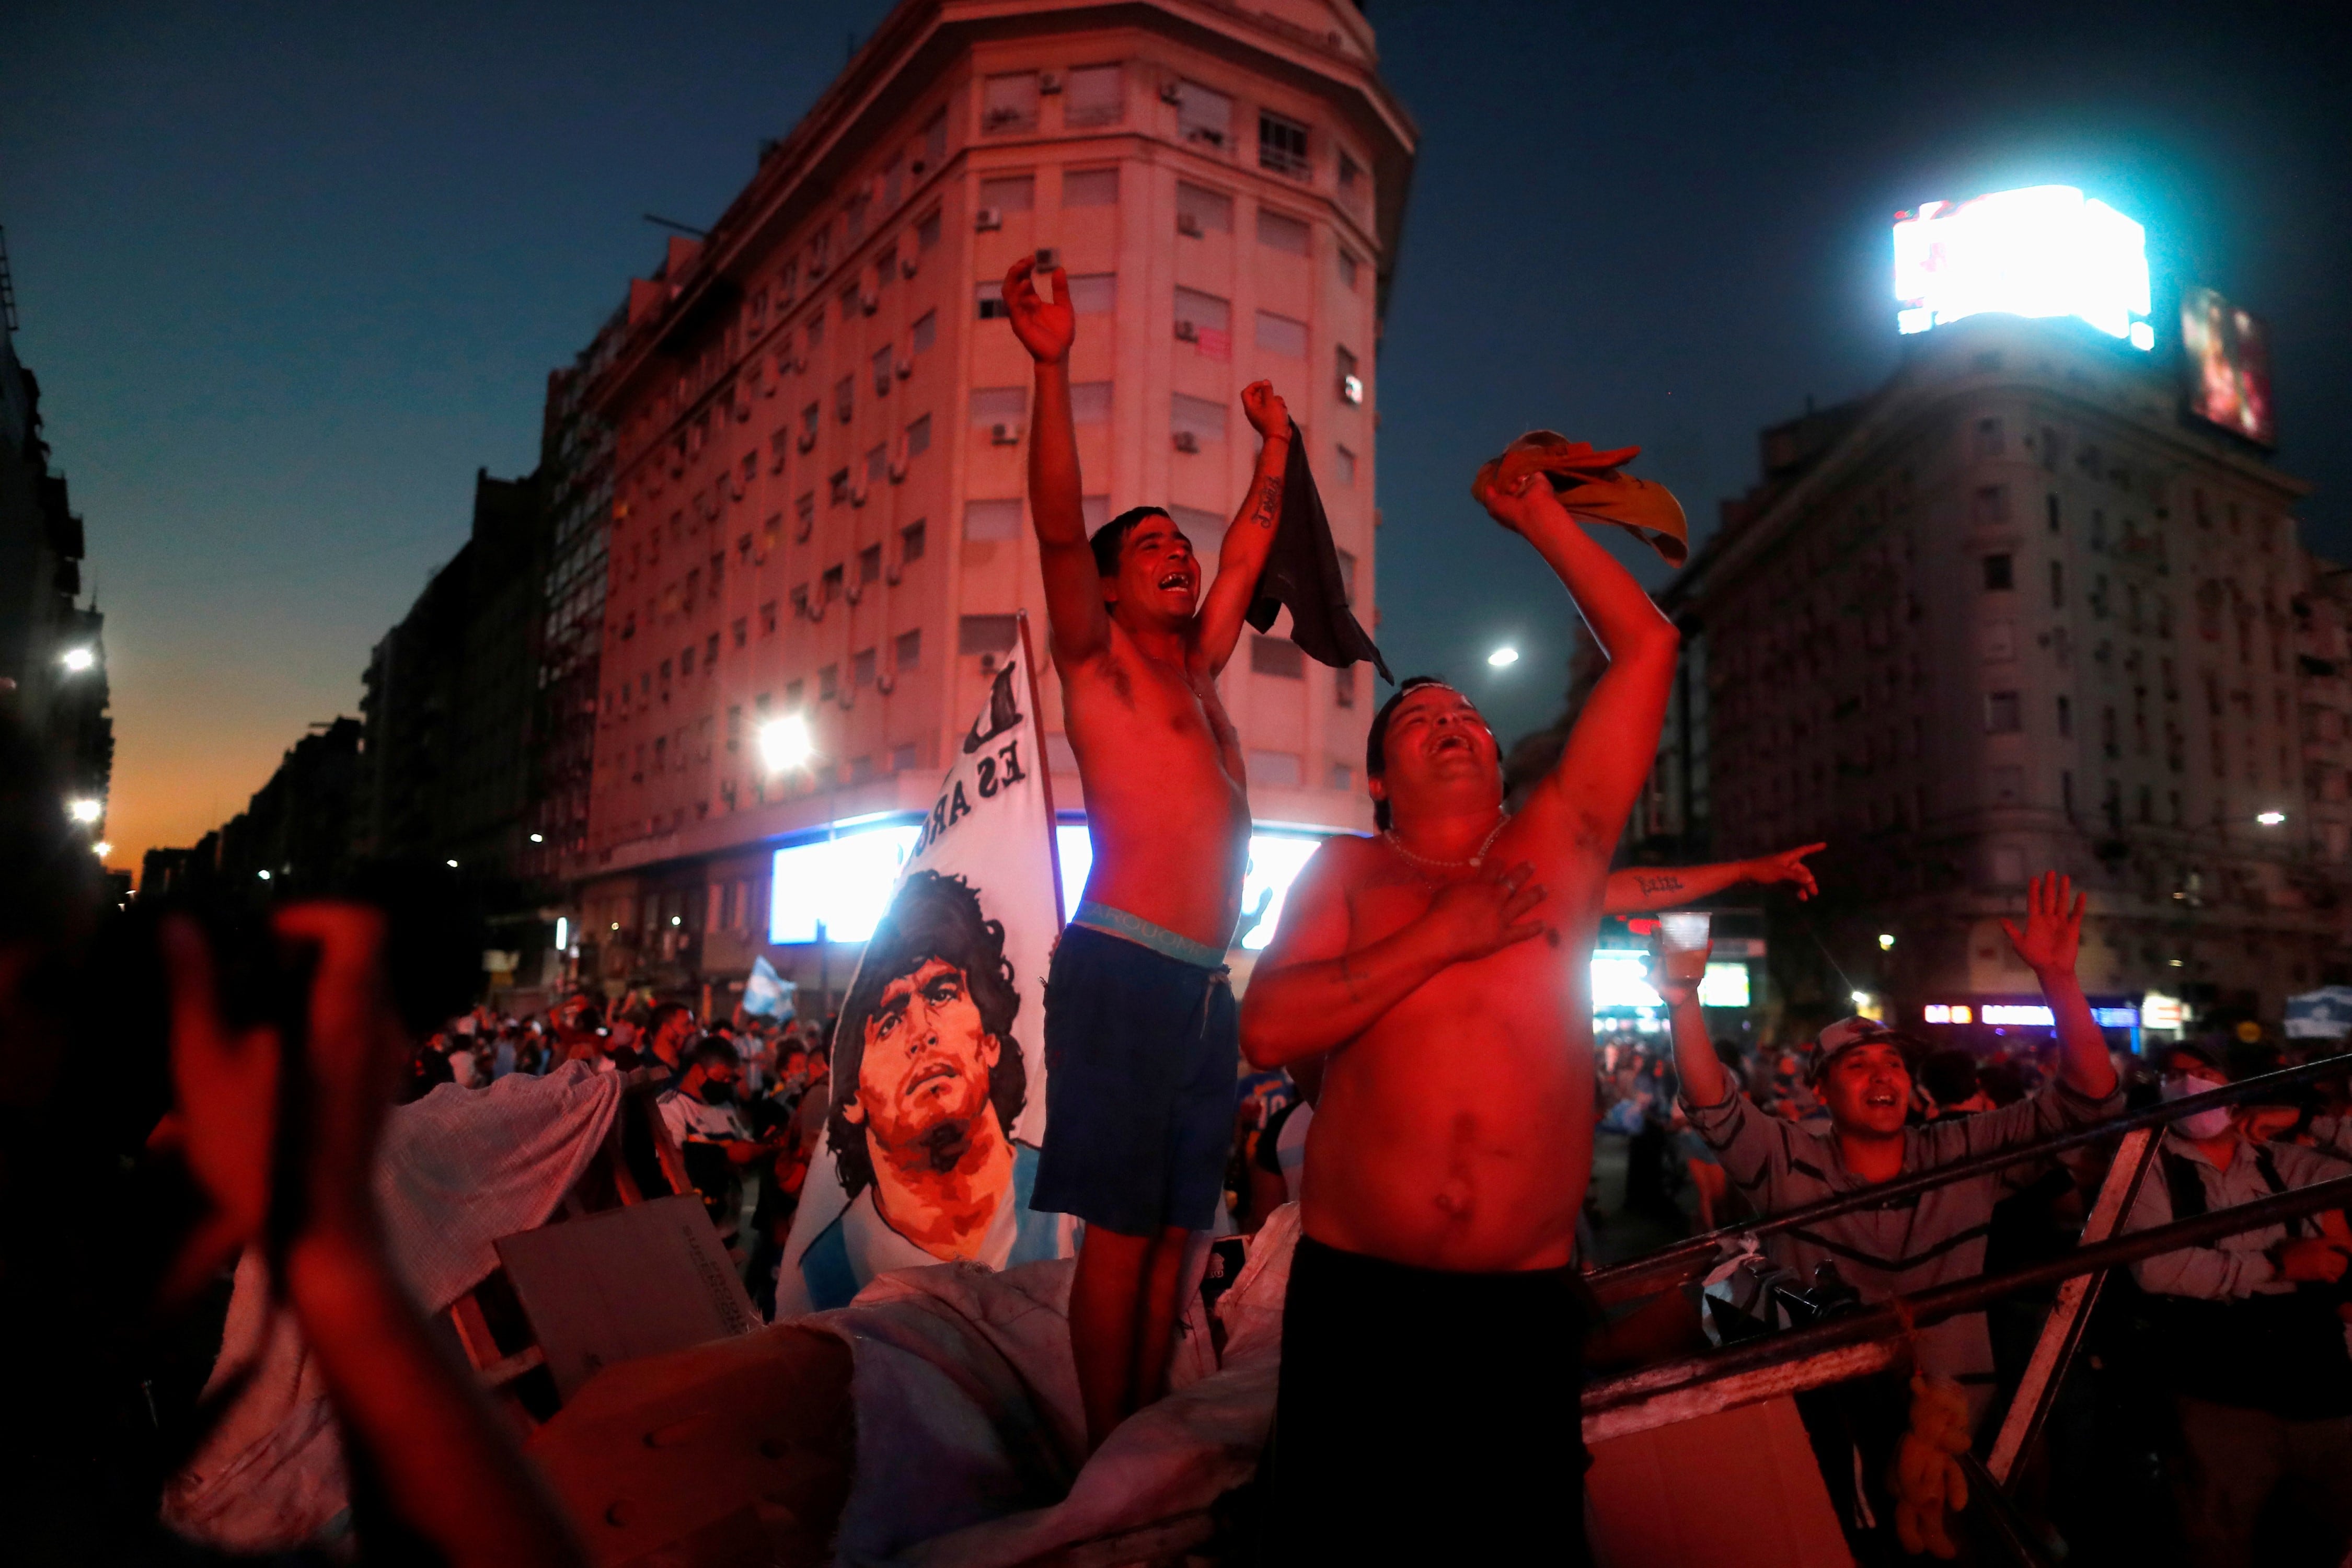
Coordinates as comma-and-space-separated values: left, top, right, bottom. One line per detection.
1892, 185, 2152, 349
2180, 285, 2275, 447
768, 823, 924, 944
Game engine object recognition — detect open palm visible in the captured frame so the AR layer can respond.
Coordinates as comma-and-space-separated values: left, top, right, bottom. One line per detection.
2000, 871, 2084, 976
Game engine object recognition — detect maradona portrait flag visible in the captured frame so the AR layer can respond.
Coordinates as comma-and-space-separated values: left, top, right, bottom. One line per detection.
775, 614, 1075, 1315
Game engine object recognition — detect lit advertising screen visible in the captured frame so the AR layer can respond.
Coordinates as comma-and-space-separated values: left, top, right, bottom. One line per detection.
1892, 185, 2152, 349
768, 824, 924, 944
2180, 284, 2275, 447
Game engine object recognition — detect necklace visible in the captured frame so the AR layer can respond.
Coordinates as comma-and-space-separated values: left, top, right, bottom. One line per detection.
1382, 813, 1510, 873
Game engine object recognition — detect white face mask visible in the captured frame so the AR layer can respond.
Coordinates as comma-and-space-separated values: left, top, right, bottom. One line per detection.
2162, 1073, 2232, 1139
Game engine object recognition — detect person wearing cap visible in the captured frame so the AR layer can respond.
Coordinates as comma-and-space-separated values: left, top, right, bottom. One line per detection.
1664, 874, 2121, 1465
2122, 1040, 2352, 1568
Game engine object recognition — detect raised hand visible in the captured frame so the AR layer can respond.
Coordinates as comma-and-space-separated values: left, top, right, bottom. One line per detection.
1240, 380, 1289, 440
1748, 842, 1826, 901
1003, 256, 1073, 364
1477, 470, 1570, 537
2000, 871, 2085, 979
157, 916, 282, 1305
1421, 858, 1549, 962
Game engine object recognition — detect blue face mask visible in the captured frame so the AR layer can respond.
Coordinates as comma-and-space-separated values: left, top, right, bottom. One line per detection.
2162, 1073, 2231, 1139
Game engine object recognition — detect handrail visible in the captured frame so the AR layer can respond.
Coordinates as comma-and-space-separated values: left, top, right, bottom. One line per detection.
1582, 1170, 2352, 1426
1588, 1053, 2352, 1302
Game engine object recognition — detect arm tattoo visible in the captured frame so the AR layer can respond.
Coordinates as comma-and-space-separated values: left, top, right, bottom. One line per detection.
1249, 473, 1281, 531
1635, 873, 1684, 895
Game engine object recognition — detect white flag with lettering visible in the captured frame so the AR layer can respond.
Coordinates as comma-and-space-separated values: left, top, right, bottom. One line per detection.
776, 618, 1075, 1315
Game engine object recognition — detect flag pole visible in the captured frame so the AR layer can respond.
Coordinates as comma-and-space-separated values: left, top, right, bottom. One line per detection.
1016, 609, 1068, 929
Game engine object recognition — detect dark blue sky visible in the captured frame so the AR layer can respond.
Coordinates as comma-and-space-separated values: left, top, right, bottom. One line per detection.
5, 1, 2346, 863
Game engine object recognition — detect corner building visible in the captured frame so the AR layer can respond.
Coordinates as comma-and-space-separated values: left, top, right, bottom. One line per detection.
1663, 314, 2352, 1030
576, 0, 1414, 1000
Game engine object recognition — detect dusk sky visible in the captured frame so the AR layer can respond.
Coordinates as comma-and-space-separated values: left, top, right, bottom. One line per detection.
6, 1, 2347, 871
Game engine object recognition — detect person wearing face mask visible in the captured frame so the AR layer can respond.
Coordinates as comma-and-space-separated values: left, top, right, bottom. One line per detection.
1666, 873, 2122, 1555
656, 1036, 786, 1237
2124, 1041, 2352, 1568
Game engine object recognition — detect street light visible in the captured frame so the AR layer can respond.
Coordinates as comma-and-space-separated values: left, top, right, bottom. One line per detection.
1877, 933, 1896, 950
60, 647, 95, 673
758, 713, 815, 774
2256, 811, 2287, 826
529, 832, 545, 844
445, 858, 459, 869
93, 840, 111, 858
67, 798, 101, 824
1486, 646, 1520, 668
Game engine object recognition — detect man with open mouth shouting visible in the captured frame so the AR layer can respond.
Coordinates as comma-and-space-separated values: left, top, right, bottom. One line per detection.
1001, 255, 1294, 1452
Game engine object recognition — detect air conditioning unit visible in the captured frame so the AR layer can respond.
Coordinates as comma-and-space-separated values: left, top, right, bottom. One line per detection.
1040, 71, 1064, 95
837, 686, 856, 710
794, 513, 813, 542
1176, 212, 1204, 238
806, 598, 826, 623
876, 671, 896, 694
1173, 319, 1199, 342
860, 287, 879, 314
851, 483, 869, 508
978, 652, 999, 675
991, 422, 1023, 446
889, 455, 909, 483
770, 449, 786, 475
798, 429, 817, 453
1173, 431, 1201, 454
894, 353, 913, 380
845, 580, 864, 604
900, 251, 919, 280
1159, 80, 1183, 105
975, 207, 1004, 232
885, 561, 904, 586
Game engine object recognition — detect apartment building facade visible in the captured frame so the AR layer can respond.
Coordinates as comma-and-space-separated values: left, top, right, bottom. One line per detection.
573, 0, 1414, 999
1659, 313, 2352, 1028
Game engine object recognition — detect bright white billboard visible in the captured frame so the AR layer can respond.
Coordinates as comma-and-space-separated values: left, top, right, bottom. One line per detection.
1893, 185, 2152, 349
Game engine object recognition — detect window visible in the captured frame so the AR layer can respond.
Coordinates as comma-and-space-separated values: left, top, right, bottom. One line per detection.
912, 308, 937, 354
1172, 393, 1227, 444
889, 742, 917, 773
1070, 381, 1112, 422
1259, 111, 1311, 178
835, 376, 854, 422
822, 563, 844, 601
678, 644, 694, 675
853, 648, 878, 687
872, 346, 893, 397
1982, 554, 2014, 591
846, 193, 868, 244
959, 614, 1019, 655
1251, 635, 1305, 677
1065, 63, 1123, 127
732, 616, 748, 649
2050, 561, 2064, 607
800, 402, 820, 444
1337, 248, 1360, 289
1335, 664, 1357, 708
759, 599, 778, 635
905, 413, 931, 456
1249, 750, 1304, 787
976, 280, 1008, 319
1174, 285, 1231, 354
916, 207, 941, 249
1169, 506, 1223, 557
1335, 344, 1362, 403
1175, 181, 1233, 235
978, 173, 1036, 213
1255, 310, 1307, 356
828, 468, 850, 505
1067, 272, 1115, 313
819, 664, 838, 699
921, 109, 947, 168
794, 492, 815, 538
1083, 494, 1110, 533
1063, 167, 1118, 206
901, 520, 926, 562
2057, 695, 2072, 736
1336, 549, 1357, 603
1975, 417, 2004, 458
896, 629, 921, 671
866, 444, 887, 483
971, 385, 1027, 425
1173, 80, 1231, 148
982, 72, 1040, 133
1973, 485, 2009, 524
805, 310, 825, 350
1257, 206, 1311, 255
1986, 691, 2022, 733
859, 544, 882, 584
965, 500, 1022, 541
1334, 445, 1357, 486
1338, 149, 1364, 197
2046, 493, 2061, 533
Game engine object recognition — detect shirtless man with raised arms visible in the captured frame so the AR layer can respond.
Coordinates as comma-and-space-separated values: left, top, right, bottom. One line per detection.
1000, 256, 1294, 1450
1240, 464, 1680, 1560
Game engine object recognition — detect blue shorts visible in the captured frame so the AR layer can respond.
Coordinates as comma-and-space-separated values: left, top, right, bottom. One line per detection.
1034, 915, 1238, 1236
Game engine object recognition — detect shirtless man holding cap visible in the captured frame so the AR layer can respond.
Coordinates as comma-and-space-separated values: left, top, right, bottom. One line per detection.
1001, 255, 1295, 1450
1240, 464, 1679, 1560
